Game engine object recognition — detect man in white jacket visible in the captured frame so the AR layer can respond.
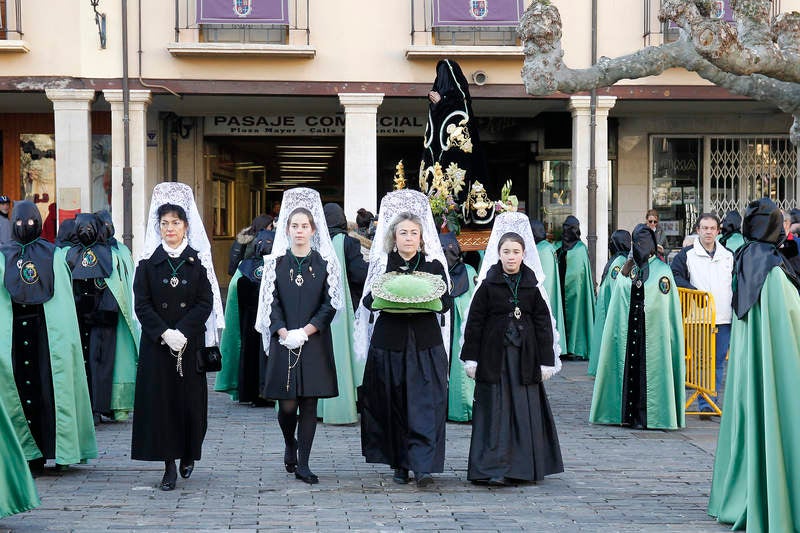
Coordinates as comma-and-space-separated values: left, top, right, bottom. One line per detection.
670, 213, 733, 416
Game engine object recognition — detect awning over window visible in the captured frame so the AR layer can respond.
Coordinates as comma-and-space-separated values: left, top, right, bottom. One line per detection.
197, 0, 289, 24
432, 0, 526, 27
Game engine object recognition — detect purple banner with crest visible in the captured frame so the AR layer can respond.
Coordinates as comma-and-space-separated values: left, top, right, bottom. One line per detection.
432, 0, 526, 27
197, 0, 289, 24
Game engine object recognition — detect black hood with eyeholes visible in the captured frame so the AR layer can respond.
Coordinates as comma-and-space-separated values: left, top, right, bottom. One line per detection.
66, 213, 113, 280
601, 229, 632, 282
530, 219, 547, 244
55, 218, 78, 248
733, 198, 800, 319
439, 232, 468, 297
560, 216, 581, 251
0, 200, 56, 304
631, 223, 657, 281
324, 203, 348, 237
94, 210, 118, 247
720, 210, 742, 236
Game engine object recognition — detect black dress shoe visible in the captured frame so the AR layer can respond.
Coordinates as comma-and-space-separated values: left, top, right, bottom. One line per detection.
392, 468, 410, 484
179, 459, 194, 479
294, 465, 319, 485
160, 471, 177, 491
415, 472, 434, 488
284, 439, 298, 473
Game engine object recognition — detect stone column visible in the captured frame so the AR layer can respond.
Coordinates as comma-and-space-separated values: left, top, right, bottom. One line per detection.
338, 93, 384, 220
102, 89, 152, 257
569, 95, 617, 282
46, 89, 96, 213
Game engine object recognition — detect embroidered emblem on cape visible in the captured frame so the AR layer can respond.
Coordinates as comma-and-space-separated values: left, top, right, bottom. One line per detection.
81, 249, 98, 268
20, 261, 39, 285
629, 265, 639, 280
659, 276, 671, 294
611, 265, 621, 279
470, 0, 488, 20
94, 278, 108, 290
233, 0, 252, 17
254, 265, 264, 280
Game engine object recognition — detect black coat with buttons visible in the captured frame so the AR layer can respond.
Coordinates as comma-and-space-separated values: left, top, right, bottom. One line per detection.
131, 245, 212, 461
461, 262, 555, 385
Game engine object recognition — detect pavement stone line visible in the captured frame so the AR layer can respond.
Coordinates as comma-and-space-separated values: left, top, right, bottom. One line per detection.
0, 361, 727, 532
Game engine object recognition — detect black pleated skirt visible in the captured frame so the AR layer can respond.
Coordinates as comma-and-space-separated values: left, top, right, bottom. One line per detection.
358, 330, 448, 474
468, 342, 563, 482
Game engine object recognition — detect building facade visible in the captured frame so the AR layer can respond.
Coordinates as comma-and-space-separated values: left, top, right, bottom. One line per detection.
1, 0, 797, 283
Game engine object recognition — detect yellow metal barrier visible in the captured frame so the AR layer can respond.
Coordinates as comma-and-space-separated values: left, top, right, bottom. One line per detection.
678, 287, 721, 416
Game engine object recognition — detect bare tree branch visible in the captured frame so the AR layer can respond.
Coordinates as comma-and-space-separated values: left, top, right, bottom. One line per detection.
518, 0, 800, 143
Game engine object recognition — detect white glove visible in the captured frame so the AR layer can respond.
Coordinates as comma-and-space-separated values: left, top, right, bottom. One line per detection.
162, 329, 187, 352
280, 329, 308, 350
463, 360, 477, 380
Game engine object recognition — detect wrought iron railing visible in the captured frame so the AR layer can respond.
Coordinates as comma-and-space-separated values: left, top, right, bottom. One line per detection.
410, 0, 519, 46
0, 0, 23, 40
173, 0, 309, 45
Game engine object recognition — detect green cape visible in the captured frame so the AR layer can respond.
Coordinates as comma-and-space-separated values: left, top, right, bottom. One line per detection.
448, 263, 477, 422
106, 246, 140, 420
0, 392, 40, 518
589, 257, 685, 429
216, 269, 243, 400
588, 254, 628, 376
558, 241, 595, 358
537, 240, 567, 356
0, 247, 97, 464
718, 232, 745, 253
708, 268, 800, 532
318, 234, 364, 424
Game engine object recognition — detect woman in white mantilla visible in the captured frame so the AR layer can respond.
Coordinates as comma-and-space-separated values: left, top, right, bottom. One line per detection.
131, 182, 223, 491
461, 212, 563, 485
255, 188, 343, 485
355, 189, 451, 488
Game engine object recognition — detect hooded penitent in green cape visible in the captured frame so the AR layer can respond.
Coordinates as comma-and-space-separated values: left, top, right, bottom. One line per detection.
0, 393, 39, 518
67, 212, 138, 421
708, 198, 800, 532
531, 220, 567, 356
556, 216, 595, 359
216, 229, 274, 403
0, 202, 97, 465
318, 232, 364, 424
718, 210, 746, 253
439, 233, 476, 422
106, 245, 140, 419
589, 230, 632, 376
590, 224, 684, 430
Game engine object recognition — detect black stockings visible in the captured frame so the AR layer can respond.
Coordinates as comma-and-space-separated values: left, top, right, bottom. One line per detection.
278, 398, 318, 468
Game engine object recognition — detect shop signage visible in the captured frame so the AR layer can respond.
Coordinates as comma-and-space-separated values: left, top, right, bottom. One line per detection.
204, 114, 427, 136
432, 0, 526, 27
197, 0, 289, 24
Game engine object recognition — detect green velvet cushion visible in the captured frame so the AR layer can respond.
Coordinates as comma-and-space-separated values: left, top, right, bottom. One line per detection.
371, 270, 447, 314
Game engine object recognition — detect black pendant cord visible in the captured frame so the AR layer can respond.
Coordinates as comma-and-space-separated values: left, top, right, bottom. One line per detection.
402, 253, 422, 273
504, 271, 523, 319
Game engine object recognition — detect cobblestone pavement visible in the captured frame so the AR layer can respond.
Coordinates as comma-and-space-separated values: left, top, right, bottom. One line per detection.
0, 360, 726, 532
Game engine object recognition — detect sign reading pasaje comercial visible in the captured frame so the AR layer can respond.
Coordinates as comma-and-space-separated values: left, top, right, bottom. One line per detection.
204, 114, 426, 136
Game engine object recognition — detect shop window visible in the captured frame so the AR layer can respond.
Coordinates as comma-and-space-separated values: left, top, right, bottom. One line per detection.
19, 133, 56, 225
91, 135, 112, 213
540, 159, 572, 238
211, 176, 234, 237
650, 136, 703, 251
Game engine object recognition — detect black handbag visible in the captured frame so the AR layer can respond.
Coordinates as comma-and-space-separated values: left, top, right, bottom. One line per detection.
196, 346, 222, 373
